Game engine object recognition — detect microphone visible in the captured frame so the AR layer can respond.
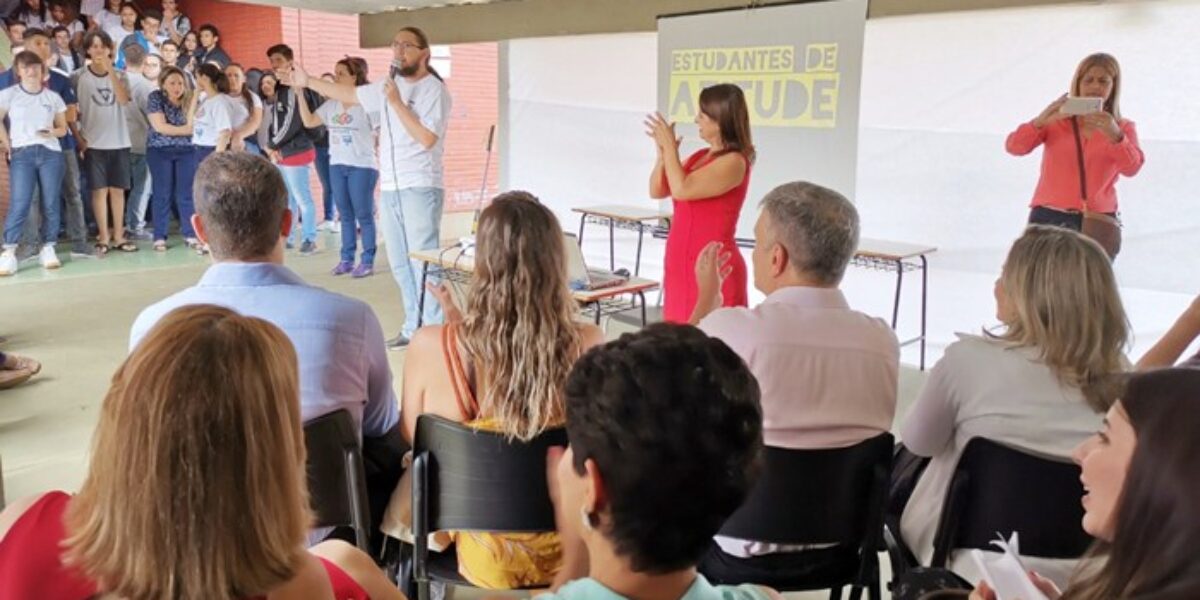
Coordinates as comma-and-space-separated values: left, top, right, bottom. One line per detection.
389, 59, 402, 80
472, 124, 497, 235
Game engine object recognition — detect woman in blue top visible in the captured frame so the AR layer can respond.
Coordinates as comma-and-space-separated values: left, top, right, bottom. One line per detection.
297, 57, 379, 278
145, 65, 196, 251
543, 324, 779, 600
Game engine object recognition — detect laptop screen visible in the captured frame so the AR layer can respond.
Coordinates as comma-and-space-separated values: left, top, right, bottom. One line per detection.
562, 233, 590, 286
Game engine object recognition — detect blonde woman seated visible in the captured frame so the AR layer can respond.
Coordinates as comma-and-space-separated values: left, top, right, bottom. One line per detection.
386, 191, 605, 589
899, 225, 1129, 587
0, 305, 403, 600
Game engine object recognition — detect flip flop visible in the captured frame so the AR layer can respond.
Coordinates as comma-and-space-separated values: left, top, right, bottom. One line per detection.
114, 241, 139, 253
94, 242, 110, 256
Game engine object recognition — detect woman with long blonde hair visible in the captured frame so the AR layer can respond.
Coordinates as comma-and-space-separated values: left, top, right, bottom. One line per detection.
0, 304, 402, 599
389, 191, 605, 589
897, 225, 1130, 587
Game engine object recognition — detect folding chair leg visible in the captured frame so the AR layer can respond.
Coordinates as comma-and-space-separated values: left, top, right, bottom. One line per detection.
830, 586, 843, 600
848, 585, 863, 600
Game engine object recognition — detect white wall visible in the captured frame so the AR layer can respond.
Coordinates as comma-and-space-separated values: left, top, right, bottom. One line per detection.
501, 0, 1200, 363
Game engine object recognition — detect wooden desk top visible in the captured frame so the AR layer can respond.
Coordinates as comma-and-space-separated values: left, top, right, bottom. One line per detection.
411, 246, 660, 302
856, 238, 938, 261
572, 205, 672, 222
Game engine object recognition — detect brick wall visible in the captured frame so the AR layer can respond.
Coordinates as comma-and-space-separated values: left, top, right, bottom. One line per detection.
0, 1, 498, 223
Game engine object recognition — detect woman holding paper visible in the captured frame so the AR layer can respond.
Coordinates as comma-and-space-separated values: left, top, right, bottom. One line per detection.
1005, 53, 1144, 257
897, 226, 1130, 588
971, 368, 1200, 600
647, 83, 753, 323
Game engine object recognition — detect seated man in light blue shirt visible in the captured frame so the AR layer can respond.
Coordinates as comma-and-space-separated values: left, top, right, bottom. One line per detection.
129, 151, 399, 441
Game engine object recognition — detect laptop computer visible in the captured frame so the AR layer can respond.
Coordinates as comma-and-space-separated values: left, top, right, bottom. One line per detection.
564, 233, 628, 291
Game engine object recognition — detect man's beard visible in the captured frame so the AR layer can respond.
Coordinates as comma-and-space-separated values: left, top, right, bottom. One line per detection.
398, 62, 420, 77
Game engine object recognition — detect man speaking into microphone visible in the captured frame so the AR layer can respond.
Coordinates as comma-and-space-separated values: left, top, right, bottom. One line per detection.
285, 26, 452, 348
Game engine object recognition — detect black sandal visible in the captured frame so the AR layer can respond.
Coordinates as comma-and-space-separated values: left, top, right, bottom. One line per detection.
114, 241, 139, 253
94, 242, 110, 255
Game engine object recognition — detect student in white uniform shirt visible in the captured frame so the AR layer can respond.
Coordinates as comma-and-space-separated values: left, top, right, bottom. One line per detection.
224, 62, 262, 154
287, 25, 451, 348
72, 29, 135, 254
0, 51, 68, 275
296, 57, 378, 279
191, 63, 235, 160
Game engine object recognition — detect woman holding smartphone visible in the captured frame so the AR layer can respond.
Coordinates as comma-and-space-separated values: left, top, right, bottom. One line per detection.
1006, 53, 1144, 256
0, 51, 68, 276
646, 84, 754, 323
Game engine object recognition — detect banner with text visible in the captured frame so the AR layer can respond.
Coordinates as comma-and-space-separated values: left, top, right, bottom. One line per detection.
658, 0, 867, 239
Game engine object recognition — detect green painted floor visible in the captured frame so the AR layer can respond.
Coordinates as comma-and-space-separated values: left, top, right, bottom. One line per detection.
0, 228, 416, 504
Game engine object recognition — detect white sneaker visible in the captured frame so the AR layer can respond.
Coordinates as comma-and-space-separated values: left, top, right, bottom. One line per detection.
330, 221, 341, 233
39, 244, 61, 269
0, 249, 17, 276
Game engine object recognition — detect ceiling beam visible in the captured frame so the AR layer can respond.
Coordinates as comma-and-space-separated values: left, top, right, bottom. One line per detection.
359, 0, 1088, 47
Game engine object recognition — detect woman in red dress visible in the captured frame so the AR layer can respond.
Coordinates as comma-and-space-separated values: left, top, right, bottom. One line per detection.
647, 84, 754, 323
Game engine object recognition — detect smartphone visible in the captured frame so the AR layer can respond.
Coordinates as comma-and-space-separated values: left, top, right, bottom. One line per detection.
1061, 96, 1104, 116
970, 549, 1049, 600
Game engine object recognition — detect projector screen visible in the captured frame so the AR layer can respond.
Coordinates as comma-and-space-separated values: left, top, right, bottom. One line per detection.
657, 0, 868, 240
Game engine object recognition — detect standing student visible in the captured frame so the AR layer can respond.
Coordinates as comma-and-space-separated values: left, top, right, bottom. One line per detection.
142, 52, 162, 81
178, 29, 199, 72
121, 43, 154, 240
117, 8, 165, 69
1006, 53, 1144, 257
73, 29, 135, 254
265, 43, 319, 255
145, 65, 195, 251
188, 63, 235, 256
3, 27, 92, 260
224, 62, 262, 154
14, 0, 47, 28
0, 51, 68, 276
106, 1, 136, 61
89, 0, 122, 42
193, 24, 229, 68
160, 0, 189, 45
288, 25, 452, 347
647, 83, 754, 323
44, 0, 83, 40
297, 57, 378, 277
50, 25, 79, 72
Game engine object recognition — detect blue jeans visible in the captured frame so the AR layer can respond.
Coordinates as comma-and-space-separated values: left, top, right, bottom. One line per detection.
330, 164, 378, 264
315, 144, 333, 220
278, 162, 317, 245
5, 145, 65, 246
148, 146, 197, 241
125, 152, 149, 231
380, 187, 444, 337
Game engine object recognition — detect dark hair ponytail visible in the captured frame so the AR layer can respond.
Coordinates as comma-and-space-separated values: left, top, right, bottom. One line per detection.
197, 62, 229, 94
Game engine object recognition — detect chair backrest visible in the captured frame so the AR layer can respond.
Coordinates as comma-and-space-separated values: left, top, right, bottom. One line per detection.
304, 409, 371, 549
718, 433, 894, 546
412, 414, 568, 534
930, 437, 1091, 567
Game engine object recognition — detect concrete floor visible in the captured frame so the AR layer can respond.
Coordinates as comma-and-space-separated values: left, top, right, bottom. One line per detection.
0, 222, 924, 598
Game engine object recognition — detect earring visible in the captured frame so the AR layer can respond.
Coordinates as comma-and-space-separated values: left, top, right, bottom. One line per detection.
579, 506, 594, 532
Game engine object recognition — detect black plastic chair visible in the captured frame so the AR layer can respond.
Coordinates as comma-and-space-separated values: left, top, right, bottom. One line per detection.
411, 414, 568, 600
304, 409, 371, 552
704, 433, 894, 600
929, 437, 1091, 568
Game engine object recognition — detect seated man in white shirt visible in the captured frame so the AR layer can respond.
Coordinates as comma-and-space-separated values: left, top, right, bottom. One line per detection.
691, 181, 900, 586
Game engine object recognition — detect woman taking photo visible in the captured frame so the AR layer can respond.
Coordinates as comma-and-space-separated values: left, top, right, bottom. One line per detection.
1006, 53, 1144, 258
0, 51, 68, 276
647, 83, 753, 323
971, 368, 1200, 599
225, 63, 263, 154
179, 29, 199, 73
297, 58, 377, 278
385, 191, 605, 589
146, 65, 196, 252
898, 225, 1130, 587
0, 304, 404, 599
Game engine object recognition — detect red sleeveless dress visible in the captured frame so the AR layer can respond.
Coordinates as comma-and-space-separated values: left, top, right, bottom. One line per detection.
662, 149, 751, 323
0, 492, 370, 599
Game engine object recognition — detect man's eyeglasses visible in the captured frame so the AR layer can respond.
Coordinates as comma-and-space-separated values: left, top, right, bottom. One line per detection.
390, 41, 425, 52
